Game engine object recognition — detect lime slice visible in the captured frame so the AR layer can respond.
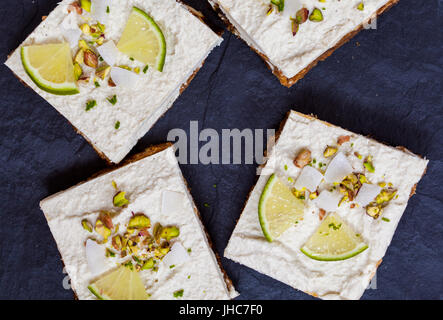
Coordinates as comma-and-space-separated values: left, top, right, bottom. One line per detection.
301, 213, 368, 261
21, 43, 79, 95
88, 266, 150, 300
117, 7, 166, 71
258, 174, 305, 242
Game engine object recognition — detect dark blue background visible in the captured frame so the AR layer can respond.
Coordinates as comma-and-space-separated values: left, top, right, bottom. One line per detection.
0, 0, 441, 299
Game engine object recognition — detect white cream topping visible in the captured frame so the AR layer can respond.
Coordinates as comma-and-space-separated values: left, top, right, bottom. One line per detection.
5, 0, 222, 163
40, 147, 237, 300
224, 111, 428, 300
212, 0, 390, 78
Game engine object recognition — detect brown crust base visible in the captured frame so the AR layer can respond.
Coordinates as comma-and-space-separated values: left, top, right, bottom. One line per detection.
233, 110, 427, 299
211, 0, 400, 87
65, 143, 235, 299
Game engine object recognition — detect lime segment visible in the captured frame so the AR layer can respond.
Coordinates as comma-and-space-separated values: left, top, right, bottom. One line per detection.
21, 43, 79, 95
301, 213, 368, 261
117, 7, 166, 71
258, 174, 305, 242
88, 265, 150, 300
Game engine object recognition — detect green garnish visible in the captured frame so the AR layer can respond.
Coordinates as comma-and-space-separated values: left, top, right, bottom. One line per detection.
106, 248, 116, 257
288, 177, 294, 183
115, 121, 120, 130
169, 265, 175, 269
106, 5, 110, 13
270, 0, 284, 12
187, 248, 192, 253
85, 100, 97, 111
143, 65, 149, 73
129, 57, 134, 61
309, 8, 323, 22
94, 81, 100, 88
364, 157, 375, 173
328, 223, 342, 230
173, 289, 184, 298
381, 217, 390, 222
107, 95, 117, 105
113, 191, 129, 207
284, 164, 288, 170
357, 2, 364, 11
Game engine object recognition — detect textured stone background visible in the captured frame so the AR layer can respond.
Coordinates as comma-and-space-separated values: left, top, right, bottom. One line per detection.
0, 0, 442, 299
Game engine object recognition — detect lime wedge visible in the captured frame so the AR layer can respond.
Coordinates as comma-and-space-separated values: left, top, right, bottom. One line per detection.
88, 266, 150, 300
117, 7, 166, 71
258, 174, 305, 242
21, 43, 79, 95
301, 213, 368, 261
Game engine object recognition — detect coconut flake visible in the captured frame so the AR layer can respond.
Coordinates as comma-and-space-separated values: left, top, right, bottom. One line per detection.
162, 190, 185, 215
324, 152, 353, 183
60, 13, 81, 47
162, 242, 190, 268
91, 0, 111, 23
355, 183, 382, 207
294, 166, 323, 192
282, 0, 302, 17
110, 67, 140, 88
313, 191, 342, 212
97, 40, 118, 66
85, 239, 107, 276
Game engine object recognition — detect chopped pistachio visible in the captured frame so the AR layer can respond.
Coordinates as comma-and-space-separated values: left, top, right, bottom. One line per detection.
378, 182, 386, 188
366, 204, 382, 219
294, 149, 311, 168
376, 189, 397, 204
143, 65, 149, 74
309, 8, 324, 22
357, 2, 364, 11
95, 36, 105, 46
84, 50, 98, 68
363, 156, 375, 173
80, 23, 91, 35
99, 211, 114, 230
358, 174, 367, 184
128, 214, 151, 230
74, 49, 84, 65
159, 226, 180, 241
119, 65, 132, 71
114, 121, 120, 130
80, 0, 91, 12
95, 65, 111, 80
267, 5, 273, 15
113, 191, 129, 207
85, 100, 97, 111
337, 135, 351, 145
323, 146, 338, 158
141, 258, 155, 270
153, 223, 163, 243
112, 235, 122, 251
381, 217, 390, 222
73, 63, 82, 80
133, 67, 140, 74
81, 219, 93, 232
95, 219, 111, 241
78, 39, 90, 51
309, 192, 318, 200
107, 95, 117, 105
105, 248, 116, 257
94, 81, 100, 88
106, 6, 110, 13
295, 8, 309, 24
291, 20, 299, 36
271, 0, 284, 12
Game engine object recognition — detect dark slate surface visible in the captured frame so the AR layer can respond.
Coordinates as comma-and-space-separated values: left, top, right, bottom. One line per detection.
0, 0, 442, 300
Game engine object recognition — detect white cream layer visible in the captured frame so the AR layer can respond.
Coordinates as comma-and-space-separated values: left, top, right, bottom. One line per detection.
5, 0, 222, 163
224, 110, 428, 300
212, 0, 390, 79
40, 146, 237, 300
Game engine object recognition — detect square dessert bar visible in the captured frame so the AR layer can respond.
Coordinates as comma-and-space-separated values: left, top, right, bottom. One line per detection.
5, 0, 222, 163
40, 144, 237, 300
224, 111, 427, 300
209, 0, 399, 87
